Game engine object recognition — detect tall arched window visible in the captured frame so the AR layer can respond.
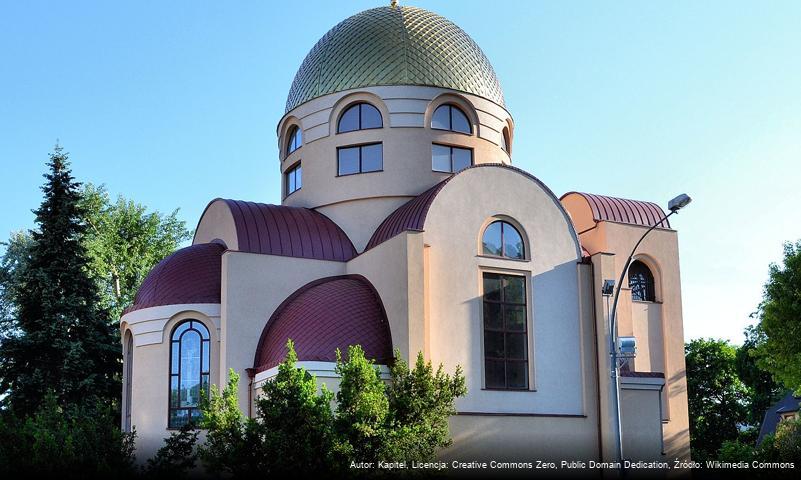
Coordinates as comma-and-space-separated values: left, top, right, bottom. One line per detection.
286, 126, 302, 155
337, 102, 382, 133
169, 320, 210, 428
629, 260, 656, 302
431, 104, 471, 134
124, 332, 133, 432
482, 220, 525, 259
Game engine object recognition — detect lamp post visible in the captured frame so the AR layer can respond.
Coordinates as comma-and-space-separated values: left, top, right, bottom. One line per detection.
607, 193, 691, 467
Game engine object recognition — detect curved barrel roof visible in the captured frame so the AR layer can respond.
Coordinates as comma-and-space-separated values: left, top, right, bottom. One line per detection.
561, 192, 671, 229
207, 199, 357, 262
253, 275, 394, 372
124, 243, 225, 314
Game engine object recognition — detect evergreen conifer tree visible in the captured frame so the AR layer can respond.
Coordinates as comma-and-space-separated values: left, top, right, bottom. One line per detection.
0, 145, 120, 414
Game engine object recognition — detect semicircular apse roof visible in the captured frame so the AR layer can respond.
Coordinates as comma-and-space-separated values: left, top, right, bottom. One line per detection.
285, 5, 505, 112
254, 275, 394, 372
125, 242, 225, 314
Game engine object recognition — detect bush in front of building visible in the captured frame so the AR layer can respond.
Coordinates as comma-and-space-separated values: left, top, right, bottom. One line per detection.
195, 341, 466, 475
0, 393, 136, 478
715, 418, 801, 468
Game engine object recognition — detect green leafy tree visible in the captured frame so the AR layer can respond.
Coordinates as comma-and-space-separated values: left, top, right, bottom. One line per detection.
383, 351, 466, 463
0, 146, 120, 414
334, 345, 390, 464
198, 369, 260, 476
754, 241, 801, 393
144, 422, 199, 478
0, 231, 32, 327
0, 393, 136, 478
79, 183, 190, 320
685, 338, 748, 460
256, 340, 336, 474
772, 417, 801, 463
736, 324, 783, 432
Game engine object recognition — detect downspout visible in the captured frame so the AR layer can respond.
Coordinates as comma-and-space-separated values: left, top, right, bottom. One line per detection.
245, 368, 256, 419
587, 257, 605, 465
659, 383, 666, 456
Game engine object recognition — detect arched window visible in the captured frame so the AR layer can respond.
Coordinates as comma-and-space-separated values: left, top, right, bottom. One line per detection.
501, 127, 511, 154
431, 104, 471, 134
169, 320, 210, 428
124, 332, 133, 433
629, 260, 656, 302
286, 126, 302, 155
482, 220, 525, 259
337, 102, 382, 133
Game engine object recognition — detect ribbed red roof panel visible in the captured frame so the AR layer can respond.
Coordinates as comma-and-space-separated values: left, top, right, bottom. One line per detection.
253, 275, 394, 372
365, 179, 453, 250
561, 192, 670, 229
124, 243, 225, 314
222, 199, 357, 261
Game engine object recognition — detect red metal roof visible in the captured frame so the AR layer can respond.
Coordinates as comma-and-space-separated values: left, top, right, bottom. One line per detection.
561, 192, 670, 229
124, 243, 225, 314
253, 275, 394, 372
365, 179, 452, 250
220, 199, 357, 261
366, 164, 581, 257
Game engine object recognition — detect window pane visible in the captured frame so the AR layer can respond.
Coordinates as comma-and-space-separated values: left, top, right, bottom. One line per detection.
505, 305, 526, 332
503, 276, 526, 304
502, 222, 525, 259
431, 105, 450, 130
484, 331, 505, 358
295, 128, 302, 148
452, 147, 472, 172
201, 341, 210, 372
338, 147, 360, 175
361, 144, 383, 172
432, 144, 451, 172
173, 322, 191, 338
360, 104, 382, 129
171, 342, 179, 373
201, 374, 210, 394
170, 376, 179, 408
338, 105, 360, 133
295, 166, 302, 189
180, 331, 201, 407
170, 409, 189, 428
506, 333, 527, 360
501, 131, 509, 152
506, 361, 528, 389
287, 170, 295, 193
483, 274, 501, 302
482, 221, 502, 256
485, 360, 505, 389
483, 302, 502, 330
451, 107, 471, 133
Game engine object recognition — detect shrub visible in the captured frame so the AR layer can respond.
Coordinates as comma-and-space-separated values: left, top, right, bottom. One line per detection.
144, 422, 199, 478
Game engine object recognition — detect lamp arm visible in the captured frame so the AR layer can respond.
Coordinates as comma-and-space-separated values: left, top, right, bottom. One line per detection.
608, 209, 676, 351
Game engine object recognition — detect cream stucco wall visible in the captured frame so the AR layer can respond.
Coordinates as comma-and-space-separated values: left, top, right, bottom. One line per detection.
278, 86, 513, 252
422, 166, 585, 416
120, 305, 221, 461
221, 251, 345, 414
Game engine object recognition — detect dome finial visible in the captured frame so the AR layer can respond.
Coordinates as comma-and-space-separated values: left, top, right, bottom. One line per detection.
390, 0, 398, 7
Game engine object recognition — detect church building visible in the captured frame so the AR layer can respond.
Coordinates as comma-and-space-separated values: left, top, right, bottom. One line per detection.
120, 3, 691, 464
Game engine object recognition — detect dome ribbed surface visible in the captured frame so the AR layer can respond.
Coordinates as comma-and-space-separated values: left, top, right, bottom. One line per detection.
285, 5, 504, 112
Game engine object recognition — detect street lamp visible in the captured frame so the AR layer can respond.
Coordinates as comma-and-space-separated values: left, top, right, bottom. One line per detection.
607, 193, 691, 466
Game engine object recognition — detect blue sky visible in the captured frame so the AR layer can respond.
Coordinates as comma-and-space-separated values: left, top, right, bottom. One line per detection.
1, 1, 799, 343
